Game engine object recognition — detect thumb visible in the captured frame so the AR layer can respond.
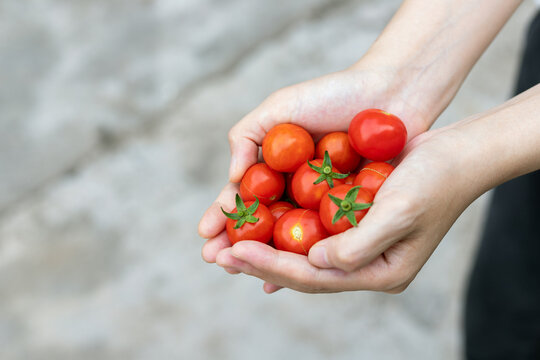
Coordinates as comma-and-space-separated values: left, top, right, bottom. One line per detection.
308, 197, 412, 272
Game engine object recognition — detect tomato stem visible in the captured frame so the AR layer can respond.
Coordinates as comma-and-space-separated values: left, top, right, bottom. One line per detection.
341, 200, 352, 212
328, 186, 372, 226
308, 151, 349, 188
221, 194, 260, 229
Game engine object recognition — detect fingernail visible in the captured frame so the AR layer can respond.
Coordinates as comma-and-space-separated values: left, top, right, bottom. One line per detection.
309, 246, 331, 268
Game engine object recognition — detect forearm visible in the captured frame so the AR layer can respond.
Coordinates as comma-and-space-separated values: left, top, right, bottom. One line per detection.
355, 0, 523, 131
454, 83, 540, 198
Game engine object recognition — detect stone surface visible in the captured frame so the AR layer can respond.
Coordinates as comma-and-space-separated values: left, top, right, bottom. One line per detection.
0, 0, 335, 211
0, 1, 536, 359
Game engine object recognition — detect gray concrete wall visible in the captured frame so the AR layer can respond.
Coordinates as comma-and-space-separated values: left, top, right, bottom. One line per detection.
0, 1, 536, 359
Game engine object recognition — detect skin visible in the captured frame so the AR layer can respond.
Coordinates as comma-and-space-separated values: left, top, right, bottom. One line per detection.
199, 0, 531, 293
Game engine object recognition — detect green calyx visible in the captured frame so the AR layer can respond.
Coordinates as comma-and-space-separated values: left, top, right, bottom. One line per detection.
328, 186, 372, 227
308, 150, 349, 188
221, 194, 260, 229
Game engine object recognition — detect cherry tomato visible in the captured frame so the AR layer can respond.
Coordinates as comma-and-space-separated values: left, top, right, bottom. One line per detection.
240, 163, 285, 205
269, 201, 295, 222
262, 124, 315, 172
291, 152, 347, 210
343, 173, 356, 185
283, 172, 298, 205
273, 209, 328, 255
222, 195, 273, 245
315, 132, 361, 173
353, 162, 394, 195
348, 109, 407, 161
319, 185, 373, 235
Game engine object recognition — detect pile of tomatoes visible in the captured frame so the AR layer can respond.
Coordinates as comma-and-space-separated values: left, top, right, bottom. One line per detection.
221, 109, 407, 255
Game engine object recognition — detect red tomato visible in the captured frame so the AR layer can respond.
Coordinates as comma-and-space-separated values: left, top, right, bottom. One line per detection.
240, 163, 285, 205
315, 132, 361, 173
262, 124, 315, 172
344, 173, 356, 185
222, 196, 274, 245
269, 201, 295, 222
284, 172, 298, 205
319, 185, 373, 235
273, 209, 328, 255
348, 109, 407, 161
353, 162, 394, 195
291, 159, 346, 210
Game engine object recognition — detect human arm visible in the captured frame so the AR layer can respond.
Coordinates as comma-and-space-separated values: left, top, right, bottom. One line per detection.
199, 0, 524, 285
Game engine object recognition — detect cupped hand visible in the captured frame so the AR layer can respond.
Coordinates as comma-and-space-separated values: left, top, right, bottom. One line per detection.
212, 123, 484, 293
199, 64, 434, 268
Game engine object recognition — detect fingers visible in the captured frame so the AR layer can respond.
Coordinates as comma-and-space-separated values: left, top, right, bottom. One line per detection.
216, 247, 258, 274
226, 241, 342, 293
263, 282, 283, 294
228, 119, 267, 183
201, 231, 231, 263
224, 268, 241, 275
198, 183, 240, 239
224, 241, 393, 293
308, 195, 415, 273
213, 236, 416, 293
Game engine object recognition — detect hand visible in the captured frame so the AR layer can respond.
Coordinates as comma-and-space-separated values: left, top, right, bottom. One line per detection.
198, 61, 438, 280
211, 124, 483, 293
199, 0, 526, 292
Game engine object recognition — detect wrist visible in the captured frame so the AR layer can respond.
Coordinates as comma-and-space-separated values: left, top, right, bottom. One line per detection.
347, 53, 446, 138
350, 0, 522, 135
450, 84, 540, 196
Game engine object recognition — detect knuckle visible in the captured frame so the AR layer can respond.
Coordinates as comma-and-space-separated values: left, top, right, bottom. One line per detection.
227, 127, 240, 145
264, 89, 286, 104
380, 265, 415, 293
383, 193, 419, 233
299, 267, 324, 292
384, 282, 410, 294
333, 247, 361, 272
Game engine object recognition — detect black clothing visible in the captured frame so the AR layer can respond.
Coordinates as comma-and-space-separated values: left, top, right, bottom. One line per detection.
465, 10, 540, 360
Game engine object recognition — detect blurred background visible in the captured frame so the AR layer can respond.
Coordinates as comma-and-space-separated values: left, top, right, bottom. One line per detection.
0, 0, 536, 359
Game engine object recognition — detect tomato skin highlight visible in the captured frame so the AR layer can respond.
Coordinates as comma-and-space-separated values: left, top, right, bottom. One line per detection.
353, 162, 394, 195
319, 185, 373, 235
268, 201, 295, 222
348, 109, 407, 161
273, 209, 328, 255
240, 163, 285, 205
291, 159, 345, 210
225, 201, 274, 245
315, 132, 361, 173
262, 124, 315, 172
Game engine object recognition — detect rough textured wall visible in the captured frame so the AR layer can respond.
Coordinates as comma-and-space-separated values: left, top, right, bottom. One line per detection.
0, 1, 535, 359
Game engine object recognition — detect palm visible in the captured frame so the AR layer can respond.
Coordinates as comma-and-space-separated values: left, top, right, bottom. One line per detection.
244, 68, 431, 142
